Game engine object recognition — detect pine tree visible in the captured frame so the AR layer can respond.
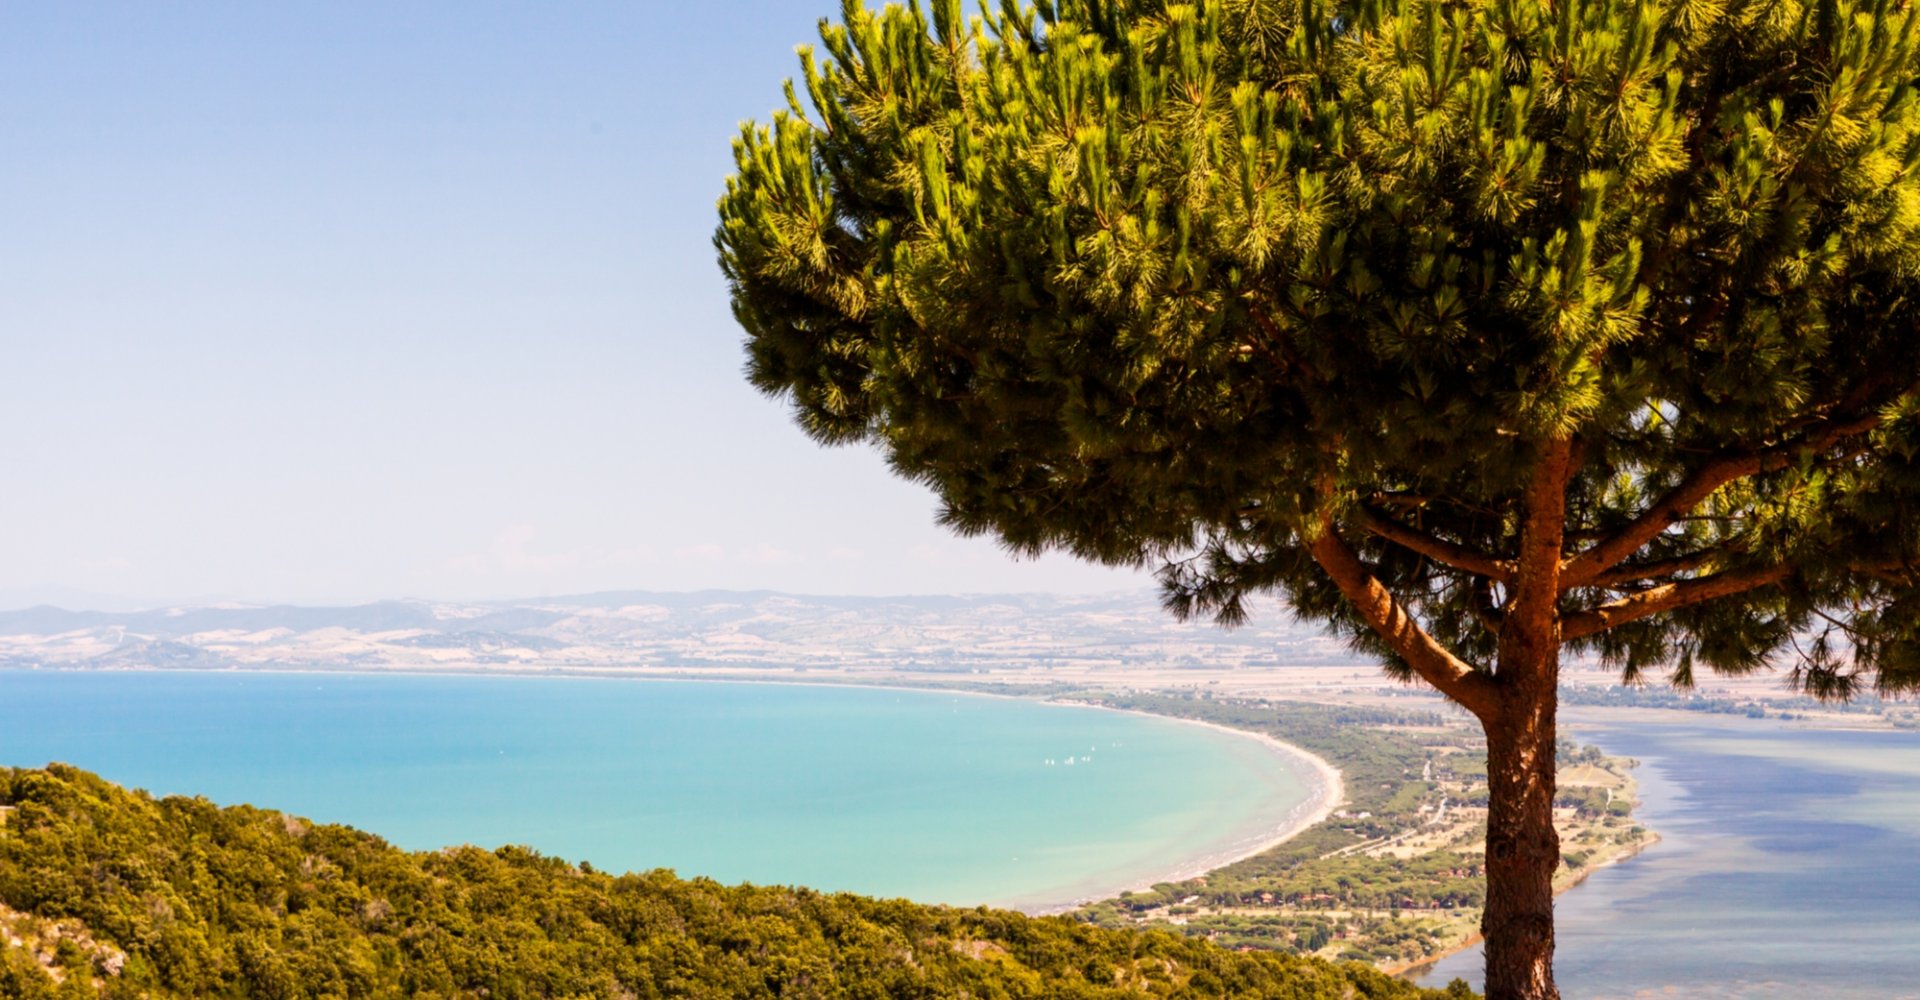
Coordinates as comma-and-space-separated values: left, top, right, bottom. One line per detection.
716, 2, 1920, 996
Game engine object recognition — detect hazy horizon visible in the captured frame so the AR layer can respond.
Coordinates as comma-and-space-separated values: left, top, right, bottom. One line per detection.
0, 582, 1168, 616
0, 3, 1150, 608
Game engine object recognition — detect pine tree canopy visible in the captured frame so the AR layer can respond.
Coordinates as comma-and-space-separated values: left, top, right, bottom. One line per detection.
718, 0, 1920, 702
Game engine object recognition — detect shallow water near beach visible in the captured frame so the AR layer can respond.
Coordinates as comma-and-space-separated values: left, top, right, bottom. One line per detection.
1416, 712, 1920, 999
0, 670, 1314, 910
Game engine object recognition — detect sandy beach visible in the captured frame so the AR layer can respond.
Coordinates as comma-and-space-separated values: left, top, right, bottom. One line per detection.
1010, 701, 1347, 915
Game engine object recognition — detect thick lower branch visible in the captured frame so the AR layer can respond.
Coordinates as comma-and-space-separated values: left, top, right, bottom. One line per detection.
1306, 517, 1500, 719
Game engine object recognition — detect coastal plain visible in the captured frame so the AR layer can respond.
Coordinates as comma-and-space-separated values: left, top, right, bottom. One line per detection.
3, 589, 1917, 995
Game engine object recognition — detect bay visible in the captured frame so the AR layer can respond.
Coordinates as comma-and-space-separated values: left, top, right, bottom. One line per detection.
1417, 711, 1920, 998
0, 669, 1313, 912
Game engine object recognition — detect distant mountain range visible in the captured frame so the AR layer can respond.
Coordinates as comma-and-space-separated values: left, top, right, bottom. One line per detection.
0, 590, 1362, 674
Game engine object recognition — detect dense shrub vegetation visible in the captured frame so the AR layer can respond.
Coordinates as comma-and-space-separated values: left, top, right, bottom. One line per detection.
0, 765, 1468, 999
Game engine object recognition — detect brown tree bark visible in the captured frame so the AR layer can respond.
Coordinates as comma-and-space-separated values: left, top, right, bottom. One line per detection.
1479, 436, 1569, 1000
1479, 640, 1562, 1000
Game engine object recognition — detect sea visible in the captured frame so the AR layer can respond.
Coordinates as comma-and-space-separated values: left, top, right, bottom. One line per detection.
7, 670, 1915, 994
1416, 710, 1920, 999
0, 669, 1313, 912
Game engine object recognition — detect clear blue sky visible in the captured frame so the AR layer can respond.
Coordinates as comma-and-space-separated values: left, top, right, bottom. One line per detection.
0, 2, 1147, 608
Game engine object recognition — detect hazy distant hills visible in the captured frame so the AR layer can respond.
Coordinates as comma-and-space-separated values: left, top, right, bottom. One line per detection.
0, 590, 1362, 674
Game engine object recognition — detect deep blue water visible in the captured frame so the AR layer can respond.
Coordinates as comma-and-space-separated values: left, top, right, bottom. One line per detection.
0, 670, 1312, 911
1419, 712, 1920, 999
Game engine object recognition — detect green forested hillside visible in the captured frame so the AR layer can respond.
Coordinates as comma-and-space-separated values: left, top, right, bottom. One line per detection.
0, 765, 1467, 999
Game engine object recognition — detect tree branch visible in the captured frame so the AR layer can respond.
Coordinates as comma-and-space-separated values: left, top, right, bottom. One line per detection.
1470, 576, 1505, 635
1355, 505, 1514, 583
1245, 299, 1321, 383
1561, 564, 1794, 639
1307, 512, 1501, 720
1851, 560, 1920, 587
1584, 544, 1740, 589
1561, 414, 1883, 587
1369, 491, 1445, 509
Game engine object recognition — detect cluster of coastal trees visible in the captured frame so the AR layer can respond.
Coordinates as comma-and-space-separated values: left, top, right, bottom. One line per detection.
0, 764, 1471, 999
1156, 910, 1457, 968
1078, 699, 1486, 938
1117, 852, 1490, 917
1074, 696, 1642, 968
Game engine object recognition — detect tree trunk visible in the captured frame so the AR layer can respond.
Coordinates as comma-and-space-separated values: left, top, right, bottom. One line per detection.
1480, 641, 1562, 1000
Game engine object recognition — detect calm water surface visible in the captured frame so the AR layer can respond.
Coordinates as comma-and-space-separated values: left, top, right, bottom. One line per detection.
0, 670, 1311, 911
1419, 711, 1920, 999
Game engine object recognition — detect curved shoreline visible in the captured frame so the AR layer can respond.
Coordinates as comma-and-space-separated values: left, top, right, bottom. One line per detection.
4, 666, 1347, 919
1013, 702, 1344, 913
1014, 702, 1346, 914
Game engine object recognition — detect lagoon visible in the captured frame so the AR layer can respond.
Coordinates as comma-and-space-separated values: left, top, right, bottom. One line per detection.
0, 670, 1318, 912
1418, 711, 1920, 999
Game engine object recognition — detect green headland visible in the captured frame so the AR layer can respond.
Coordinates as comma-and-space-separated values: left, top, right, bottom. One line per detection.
0, 762, 1465, 1000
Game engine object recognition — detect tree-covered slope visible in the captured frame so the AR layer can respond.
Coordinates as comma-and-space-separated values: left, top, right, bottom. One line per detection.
0, 765, 1467, 999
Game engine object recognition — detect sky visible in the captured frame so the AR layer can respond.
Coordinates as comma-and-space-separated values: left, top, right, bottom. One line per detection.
0, 2, 1150, 609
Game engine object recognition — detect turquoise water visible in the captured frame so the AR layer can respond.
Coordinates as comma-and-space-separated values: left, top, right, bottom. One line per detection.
0, 670, 1311, 910
1418, 712, 1920, 999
